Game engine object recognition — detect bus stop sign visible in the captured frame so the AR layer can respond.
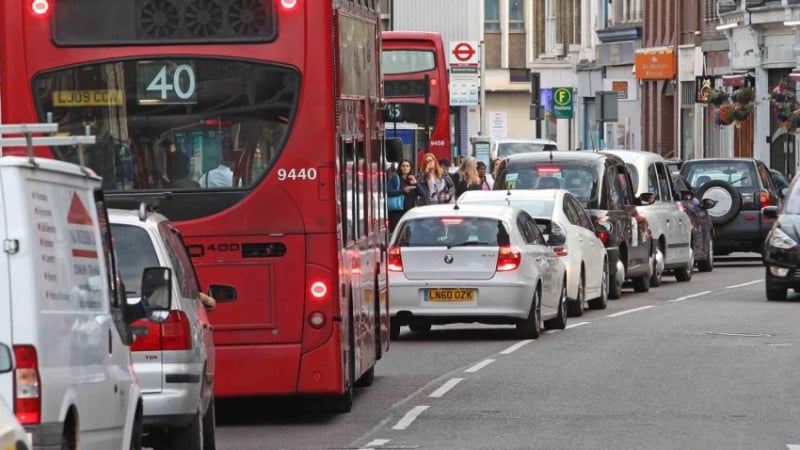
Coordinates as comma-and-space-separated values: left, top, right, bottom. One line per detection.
552, 87, 573, 119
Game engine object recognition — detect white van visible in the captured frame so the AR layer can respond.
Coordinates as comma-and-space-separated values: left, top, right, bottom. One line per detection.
0, 156, 172, 450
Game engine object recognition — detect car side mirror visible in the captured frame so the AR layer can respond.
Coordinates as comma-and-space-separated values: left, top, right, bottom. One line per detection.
0, 343, 12, 373
637, 192, 656, 205
208, 284, 238, 303
701, 198, 717, 210
680, 190, 694, 201
139, 267, 173, 323
762, 205, 779, 220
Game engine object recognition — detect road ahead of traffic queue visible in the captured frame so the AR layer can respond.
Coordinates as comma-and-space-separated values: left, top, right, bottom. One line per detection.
213, 254, 800, 450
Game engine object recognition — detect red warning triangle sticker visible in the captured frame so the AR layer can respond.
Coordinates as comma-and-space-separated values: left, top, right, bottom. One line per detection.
67, 192, 93, 226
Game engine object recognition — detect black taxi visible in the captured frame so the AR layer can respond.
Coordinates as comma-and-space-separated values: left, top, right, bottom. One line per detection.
494, 151, 655, 298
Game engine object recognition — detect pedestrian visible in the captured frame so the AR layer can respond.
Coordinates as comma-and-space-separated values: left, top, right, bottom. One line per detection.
454, 156, 482, 198
477, 161, 493, 190
416, 152, 454, 205
387, 159, 418, 230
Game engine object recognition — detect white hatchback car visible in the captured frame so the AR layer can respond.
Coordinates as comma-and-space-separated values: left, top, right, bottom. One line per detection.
603, 150, 694, 285
458, 189, 609, 316
110, 207, 236, 450
388, 204, 567, 339
0, 344, 30, 450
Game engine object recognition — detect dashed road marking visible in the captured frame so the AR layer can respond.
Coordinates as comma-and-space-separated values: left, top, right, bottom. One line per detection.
607, 305, 655, 317
359, 438, 391, 449
392, 405, 429, 430
465, 359, 495, 373
429, 378, 463, 398
499, 339, 533, 354
566, 321, 591, 329
726, 280, 763, 289
668, 291, 711, 302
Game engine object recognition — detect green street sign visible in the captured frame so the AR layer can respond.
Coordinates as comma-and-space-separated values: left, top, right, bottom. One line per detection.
552, 87, 573, 119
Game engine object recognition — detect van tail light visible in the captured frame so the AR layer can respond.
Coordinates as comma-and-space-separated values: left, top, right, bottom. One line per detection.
388, 245, 404, 272
759, 191, 771, 208
13, 345, 41, 425
496, 245, 521, 271
131, 311, 192, 352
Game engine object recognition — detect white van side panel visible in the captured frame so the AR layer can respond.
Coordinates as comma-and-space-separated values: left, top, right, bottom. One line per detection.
0, 159, 134, 448
0, 167, 12, 406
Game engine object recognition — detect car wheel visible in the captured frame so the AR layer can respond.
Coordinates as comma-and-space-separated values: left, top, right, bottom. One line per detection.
650, 246, 664, 287
408, 320, 432, 333
697, 180, 741, 225
766, 270, 787, 301
675, 246, 694, 282
567, 271, 584, 317
632, 253, 652, 292
202, 398, 216, 450
516, 288, 541, 339
390, 318, 400, 340
588, 259, 608, 310
545, 280, 568, 330
608, 259, 624, 300
697, 238, 714, 272
170, 407, 203, 450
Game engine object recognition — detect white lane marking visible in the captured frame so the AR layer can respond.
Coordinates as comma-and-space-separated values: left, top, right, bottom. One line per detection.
726, 280, 763, 289
500, 339, 534, 354
429, 377, 464, 398
668, 290, 711, 303
465, 359, 495, 373
359, 439, 390, 450
607, 306, 655, 317
785, 445, 800, 449
566, 321, 591, 329
392, 405, 429, 430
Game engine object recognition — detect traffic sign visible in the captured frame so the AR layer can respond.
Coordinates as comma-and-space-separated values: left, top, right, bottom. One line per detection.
552, 87, 573, 119
449, 41, 480, 66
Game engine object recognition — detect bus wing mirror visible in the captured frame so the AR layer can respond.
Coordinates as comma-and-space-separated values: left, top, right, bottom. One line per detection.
386, 138, 403, 163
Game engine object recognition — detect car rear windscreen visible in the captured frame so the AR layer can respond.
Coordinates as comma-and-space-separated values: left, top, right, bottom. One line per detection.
682, 162, 756, 190
110, 224, 160, 296
501, 163, 597, 204
497, 142, 556, 157
395, 217, 510, 247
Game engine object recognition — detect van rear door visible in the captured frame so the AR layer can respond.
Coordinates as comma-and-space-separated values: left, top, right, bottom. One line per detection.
0, 167, 12, 404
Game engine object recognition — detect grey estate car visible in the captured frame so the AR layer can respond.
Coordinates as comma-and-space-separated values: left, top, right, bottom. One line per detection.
110, 207, 236, 450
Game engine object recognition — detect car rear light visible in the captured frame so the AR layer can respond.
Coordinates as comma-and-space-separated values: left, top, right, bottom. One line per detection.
759, 191, 771, 208
13, 345, 40, 425
388, 245, 404, 271
496, 245, 521, 271
596, 230, 609, 245
132, 311, 192, 352
552, 246, 568, 257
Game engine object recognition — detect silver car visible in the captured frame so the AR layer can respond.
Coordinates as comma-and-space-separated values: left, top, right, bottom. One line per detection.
388, 204, 567, 339
110, 207, 235, 450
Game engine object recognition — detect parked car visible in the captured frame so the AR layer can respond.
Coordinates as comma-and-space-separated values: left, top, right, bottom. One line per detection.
458, 189, 609, 316
0, 343, 30, 450
603, 150, 694, 284
680, 158, 781, 255
388, 204, 567, 339
762, 176, 800, 300
490, 138, 558, 161
110, 207, 236, 450
494, 151, 655, 299
671, 174, 716, 272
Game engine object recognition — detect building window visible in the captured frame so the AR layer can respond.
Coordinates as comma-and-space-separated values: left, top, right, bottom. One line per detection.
509, 0, 525, 31
485, 0, 500, 31
509, 69, 531, 83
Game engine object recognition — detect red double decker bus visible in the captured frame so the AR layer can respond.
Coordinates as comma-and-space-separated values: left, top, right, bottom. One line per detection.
1, 0, 391, 411
381, 31, 451, 169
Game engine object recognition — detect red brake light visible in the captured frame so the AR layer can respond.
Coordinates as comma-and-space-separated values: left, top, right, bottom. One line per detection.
553, 246, 568, 257
441, 217, 463, 225
310, 280, 328, 299
596, 230, 609, 245
536, 165, 561, 174
388, 245, 404, 272
13, 345, 41, 425
496, 245, 521, 271
161, 311, 192, 351
759, 191, 771, 208
130, 319, 161, 352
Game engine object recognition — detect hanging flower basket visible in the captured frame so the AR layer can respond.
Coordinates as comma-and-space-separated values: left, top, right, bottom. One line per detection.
770, 83, 796, 104
715, 104, 735, 126
706, 88, 729, 107
731, 102, 753, 122
770, 81, 800, 133
731, 86, 755, 104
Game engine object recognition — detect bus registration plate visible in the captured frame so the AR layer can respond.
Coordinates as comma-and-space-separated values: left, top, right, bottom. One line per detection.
426, 289, 475, 302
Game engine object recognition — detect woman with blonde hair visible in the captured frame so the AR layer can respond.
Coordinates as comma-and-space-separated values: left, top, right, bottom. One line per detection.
455, 156, 482, 197
415, 152, 454, 205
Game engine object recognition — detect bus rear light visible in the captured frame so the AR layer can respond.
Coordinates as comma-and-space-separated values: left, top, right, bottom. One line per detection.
308, 311, 326, 329
496, 245, 521, 272
310, 281, 328, 299
280, 0, 299, 10
30, 0, 49, 15
13, 345, 41, 425
388, 245, 403, 271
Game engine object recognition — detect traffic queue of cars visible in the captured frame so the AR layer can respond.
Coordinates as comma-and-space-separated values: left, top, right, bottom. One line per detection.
0, 156, 223, 449
388, 148, 722, 338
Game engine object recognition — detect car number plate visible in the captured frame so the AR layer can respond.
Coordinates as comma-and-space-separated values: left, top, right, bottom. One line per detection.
426, 288, 475, 302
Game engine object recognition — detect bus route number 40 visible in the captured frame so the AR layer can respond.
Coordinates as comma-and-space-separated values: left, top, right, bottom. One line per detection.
143, 64, 196, 102
277, 168, 318, 181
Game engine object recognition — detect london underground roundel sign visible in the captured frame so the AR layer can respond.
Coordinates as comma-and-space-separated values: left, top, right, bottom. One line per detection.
449, 41, 480, 66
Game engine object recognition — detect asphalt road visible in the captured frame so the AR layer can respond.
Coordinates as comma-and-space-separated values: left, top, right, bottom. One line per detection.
214, 254, 800, 450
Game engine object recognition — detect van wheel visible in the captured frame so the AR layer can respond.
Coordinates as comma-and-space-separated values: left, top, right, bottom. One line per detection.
202, 398, 216, 450
60, 418, 77, 450
130, 407, 144, 450
170, 408, 203, 450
